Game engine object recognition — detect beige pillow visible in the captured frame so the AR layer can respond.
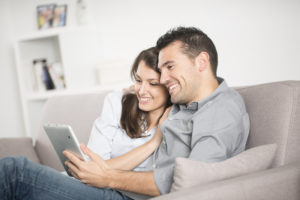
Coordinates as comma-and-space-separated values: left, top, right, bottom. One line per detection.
171, 144, 277, 192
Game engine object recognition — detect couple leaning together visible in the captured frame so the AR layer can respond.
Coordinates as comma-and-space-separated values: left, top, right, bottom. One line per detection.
0, 27, 250, 200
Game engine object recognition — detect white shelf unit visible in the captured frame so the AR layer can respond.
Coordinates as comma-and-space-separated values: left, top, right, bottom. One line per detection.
14, 27, 126, 138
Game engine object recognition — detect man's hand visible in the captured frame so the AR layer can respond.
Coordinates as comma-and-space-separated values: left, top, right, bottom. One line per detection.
63, 144, 112, 188
64, 144, 161, 196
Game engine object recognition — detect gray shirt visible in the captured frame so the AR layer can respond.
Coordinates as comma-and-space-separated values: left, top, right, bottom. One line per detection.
124, 77, 250, 199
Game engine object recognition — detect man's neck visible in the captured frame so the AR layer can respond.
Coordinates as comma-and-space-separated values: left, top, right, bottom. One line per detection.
187, 77, 219, 106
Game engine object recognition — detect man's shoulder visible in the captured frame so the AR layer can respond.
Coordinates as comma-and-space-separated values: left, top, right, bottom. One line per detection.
192, 86, 248, 130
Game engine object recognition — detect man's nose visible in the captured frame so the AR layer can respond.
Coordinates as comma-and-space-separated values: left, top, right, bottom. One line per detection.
160, 70, 169, 85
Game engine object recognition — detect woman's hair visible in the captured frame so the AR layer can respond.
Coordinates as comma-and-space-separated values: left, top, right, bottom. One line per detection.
120, 47, 170, 138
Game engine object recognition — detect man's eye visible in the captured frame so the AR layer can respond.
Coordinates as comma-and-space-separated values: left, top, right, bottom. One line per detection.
167, 65, 173, 69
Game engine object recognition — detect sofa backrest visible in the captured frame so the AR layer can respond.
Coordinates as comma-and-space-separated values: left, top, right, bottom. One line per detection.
236, 81, 300, 167
35, 81, 300, 171
35, 91, 111, 171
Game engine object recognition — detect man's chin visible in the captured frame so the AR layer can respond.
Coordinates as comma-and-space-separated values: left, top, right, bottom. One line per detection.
171, 92, 187, 104
170, 94, 180, 104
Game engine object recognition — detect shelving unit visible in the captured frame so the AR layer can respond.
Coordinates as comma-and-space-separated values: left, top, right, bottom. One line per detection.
14, 27, 130, 138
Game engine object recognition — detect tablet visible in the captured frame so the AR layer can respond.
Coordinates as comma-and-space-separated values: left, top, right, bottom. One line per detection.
43, 124, 87, 176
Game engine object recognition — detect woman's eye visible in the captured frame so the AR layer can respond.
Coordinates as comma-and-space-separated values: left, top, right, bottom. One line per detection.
136, 79, 142, 83
150, 82, 159, 86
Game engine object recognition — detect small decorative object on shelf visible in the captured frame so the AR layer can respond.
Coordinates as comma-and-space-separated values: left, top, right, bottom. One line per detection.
48, 62, 66, 89
37, 4, 67, 30
76, 0, 88, 25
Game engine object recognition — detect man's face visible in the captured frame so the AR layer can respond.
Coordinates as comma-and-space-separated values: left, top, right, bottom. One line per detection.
158, 41, 200, 105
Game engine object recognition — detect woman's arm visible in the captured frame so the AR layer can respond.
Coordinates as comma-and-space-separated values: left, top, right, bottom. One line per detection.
105, 128, 162, 171
105, 107, 171, 171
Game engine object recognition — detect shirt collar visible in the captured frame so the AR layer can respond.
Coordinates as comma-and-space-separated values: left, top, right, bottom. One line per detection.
175, 77, 228, 112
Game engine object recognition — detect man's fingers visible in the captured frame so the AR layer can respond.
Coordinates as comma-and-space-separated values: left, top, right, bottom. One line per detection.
80, 144, 106, 165
63, 150, 83, 167
65, 161, 79, 178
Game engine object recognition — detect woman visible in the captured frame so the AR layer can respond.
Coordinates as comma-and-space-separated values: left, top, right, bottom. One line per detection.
87, 46, 171, 171
0, 47, 171, 199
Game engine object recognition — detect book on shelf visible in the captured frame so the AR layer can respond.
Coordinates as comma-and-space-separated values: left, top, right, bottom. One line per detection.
32, 59, 65, 92
48, 62, 66, 89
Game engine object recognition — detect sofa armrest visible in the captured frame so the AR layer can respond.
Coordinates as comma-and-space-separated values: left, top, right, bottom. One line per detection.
151, 162, 300, 200
0, 138, 40, 164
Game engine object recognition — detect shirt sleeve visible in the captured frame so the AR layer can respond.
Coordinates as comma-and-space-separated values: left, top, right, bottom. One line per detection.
87, 92, 123, 160
189, 111, 248, 162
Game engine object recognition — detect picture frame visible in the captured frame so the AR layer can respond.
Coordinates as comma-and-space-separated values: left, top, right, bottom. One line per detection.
53, 5, 68, 27
37, 4, 56, 30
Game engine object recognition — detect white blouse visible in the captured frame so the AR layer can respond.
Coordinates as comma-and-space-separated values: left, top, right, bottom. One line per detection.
87, 91, 156, 171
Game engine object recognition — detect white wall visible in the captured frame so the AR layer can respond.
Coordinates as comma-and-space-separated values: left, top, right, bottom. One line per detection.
88, 0, 300, 86
0, 0, 24, 137
0, 0, 299, 138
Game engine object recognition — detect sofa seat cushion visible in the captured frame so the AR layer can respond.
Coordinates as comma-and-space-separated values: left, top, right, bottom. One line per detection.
0, 138, 40, 164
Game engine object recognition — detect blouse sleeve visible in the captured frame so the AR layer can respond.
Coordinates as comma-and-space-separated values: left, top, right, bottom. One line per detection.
87, 91, 123, 160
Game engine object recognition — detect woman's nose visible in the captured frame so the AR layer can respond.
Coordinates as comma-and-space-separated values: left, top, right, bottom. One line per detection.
138, 83, 148, 95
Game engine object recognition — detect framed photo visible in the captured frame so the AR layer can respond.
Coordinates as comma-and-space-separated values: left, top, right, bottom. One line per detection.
53, 5, 68, 27
37, 4, 56, 30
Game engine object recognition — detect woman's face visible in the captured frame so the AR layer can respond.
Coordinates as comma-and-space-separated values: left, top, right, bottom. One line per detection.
135, 60, 169, 113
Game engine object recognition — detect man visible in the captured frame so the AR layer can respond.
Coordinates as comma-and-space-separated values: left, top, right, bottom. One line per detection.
0, 27, 249, 200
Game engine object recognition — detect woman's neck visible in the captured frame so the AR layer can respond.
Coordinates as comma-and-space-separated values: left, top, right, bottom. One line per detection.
147, 107, 165, 130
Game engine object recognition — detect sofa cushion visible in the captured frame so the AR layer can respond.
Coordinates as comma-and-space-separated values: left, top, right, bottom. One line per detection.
0, 138, 40, 164
171, 144, 277, 192
236, 81, 300, 167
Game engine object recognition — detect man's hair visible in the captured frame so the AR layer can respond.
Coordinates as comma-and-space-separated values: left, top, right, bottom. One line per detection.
156, 27, 218, 77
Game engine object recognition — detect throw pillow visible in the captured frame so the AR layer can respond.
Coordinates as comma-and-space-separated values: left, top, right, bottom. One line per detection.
171, 144, 277, 192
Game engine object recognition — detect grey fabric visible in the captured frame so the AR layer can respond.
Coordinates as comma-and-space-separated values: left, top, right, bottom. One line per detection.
123, 78, 250, 199
0, 138, 40, 164
171, 144, 277, 192
152, 162, 300, 200
35, 91, 110, 171
236, 81, 300, 167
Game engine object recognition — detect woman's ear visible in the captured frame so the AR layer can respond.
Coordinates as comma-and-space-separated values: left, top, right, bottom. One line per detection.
195, 52, 210, 72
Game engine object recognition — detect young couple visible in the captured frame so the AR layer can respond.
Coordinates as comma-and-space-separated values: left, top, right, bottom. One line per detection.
0, 27, 250, 200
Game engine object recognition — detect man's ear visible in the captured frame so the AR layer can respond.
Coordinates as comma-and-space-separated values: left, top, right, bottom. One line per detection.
195, 52, 210, 72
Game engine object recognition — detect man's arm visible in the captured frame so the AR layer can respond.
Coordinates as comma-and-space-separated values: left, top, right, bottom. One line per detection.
109, 170, 160, 196
64, 144, 161, 196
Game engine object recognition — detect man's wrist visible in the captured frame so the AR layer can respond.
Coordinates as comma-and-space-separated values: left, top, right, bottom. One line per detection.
106, 168, 120, 189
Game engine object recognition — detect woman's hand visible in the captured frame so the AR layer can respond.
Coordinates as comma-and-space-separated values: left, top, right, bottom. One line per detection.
158, 106, 172, 126
150, 106, 172, 147
63, 144, 113, 188
122, 85, 135, 94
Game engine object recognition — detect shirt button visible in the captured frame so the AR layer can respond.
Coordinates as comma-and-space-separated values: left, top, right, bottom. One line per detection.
162, 140, 166, 145
168, 117, 173, 120
152, 164, 156, 168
